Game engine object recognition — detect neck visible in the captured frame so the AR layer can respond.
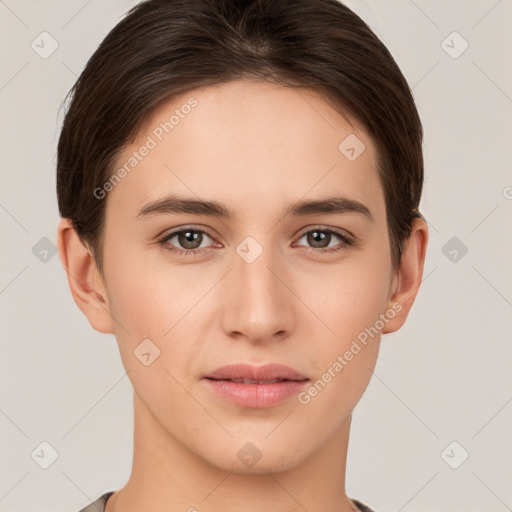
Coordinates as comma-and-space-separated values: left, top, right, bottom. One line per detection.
107, 392, 356, 512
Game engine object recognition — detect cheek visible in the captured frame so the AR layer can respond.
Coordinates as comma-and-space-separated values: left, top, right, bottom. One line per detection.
103, 256, 200, 410
108, 270, 164, 339
103, 243, 209, 383
294, 252, 390, 393
294, 276, 385, 429
299, 255, 391, 340
104, 240, 183, 337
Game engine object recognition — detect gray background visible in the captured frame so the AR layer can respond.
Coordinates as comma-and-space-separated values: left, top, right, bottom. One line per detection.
1, 0, 511, 511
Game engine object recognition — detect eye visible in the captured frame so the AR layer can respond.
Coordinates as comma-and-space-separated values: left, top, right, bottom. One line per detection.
157, 228, 215, 256
295, 227, 354, 253
157, 225, 355, 258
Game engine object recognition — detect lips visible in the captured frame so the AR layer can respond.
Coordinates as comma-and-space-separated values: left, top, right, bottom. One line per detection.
226, 378, 286, 384
204, 363, 308, 382
203, 363, 309, 408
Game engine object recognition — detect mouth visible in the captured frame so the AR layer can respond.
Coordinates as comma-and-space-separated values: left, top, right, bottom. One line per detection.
204, 362, 308, 382
203, 363, 309, 408
206, 377, 303, 384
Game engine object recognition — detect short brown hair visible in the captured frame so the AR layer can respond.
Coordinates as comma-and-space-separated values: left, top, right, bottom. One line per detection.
56, 0, 424, 275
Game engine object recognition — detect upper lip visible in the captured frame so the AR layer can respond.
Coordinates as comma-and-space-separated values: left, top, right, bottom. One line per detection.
204, 363, 308, 381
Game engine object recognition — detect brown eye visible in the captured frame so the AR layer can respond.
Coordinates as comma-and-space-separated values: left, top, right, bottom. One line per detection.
296, 227, 353, 253
158, 228, 214, 254
176, 230, 203, 250
306, 230, 332, 249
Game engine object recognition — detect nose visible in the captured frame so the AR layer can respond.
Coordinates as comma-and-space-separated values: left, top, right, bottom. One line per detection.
219, 240, 296, 345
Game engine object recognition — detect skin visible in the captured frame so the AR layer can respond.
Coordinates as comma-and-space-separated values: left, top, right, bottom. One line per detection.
57, 79, 428, 512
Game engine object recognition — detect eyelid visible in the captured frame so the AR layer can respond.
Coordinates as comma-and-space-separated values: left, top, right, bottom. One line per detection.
295, 224, 354, 239
157, 224, 216, 241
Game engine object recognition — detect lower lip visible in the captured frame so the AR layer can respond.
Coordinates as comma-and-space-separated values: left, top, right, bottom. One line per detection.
204, 378, 309, 408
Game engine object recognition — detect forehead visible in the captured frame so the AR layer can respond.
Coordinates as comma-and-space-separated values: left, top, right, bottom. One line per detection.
107, 79, 384, 221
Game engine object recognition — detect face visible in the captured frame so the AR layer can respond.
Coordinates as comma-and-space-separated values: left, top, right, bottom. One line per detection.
99, 79, 398, 473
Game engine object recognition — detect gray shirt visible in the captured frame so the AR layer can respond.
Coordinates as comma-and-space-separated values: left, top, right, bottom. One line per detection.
78, 491, 377, 511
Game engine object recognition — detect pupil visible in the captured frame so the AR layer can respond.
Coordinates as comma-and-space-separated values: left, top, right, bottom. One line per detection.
309, 230, 329, 248
180, 231, 201, 249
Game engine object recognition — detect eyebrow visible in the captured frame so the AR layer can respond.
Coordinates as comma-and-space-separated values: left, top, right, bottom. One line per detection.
136, 194, 373, 222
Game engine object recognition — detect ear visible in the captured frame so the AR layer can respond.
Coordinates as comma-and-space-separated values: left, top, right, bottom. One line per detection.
57, 218, 115, 334
382, 217, 429, 334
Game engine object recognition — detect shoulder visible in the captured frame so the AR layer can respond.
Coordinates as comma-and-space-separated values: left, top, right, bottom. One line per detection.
352, 498, 378, 512
76, 491, 115, 512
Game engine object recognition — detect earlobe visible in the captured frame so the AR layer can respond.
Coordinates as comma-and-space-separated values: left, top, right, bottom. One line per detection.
57, 218, 115, 334
382, 217, 429, 334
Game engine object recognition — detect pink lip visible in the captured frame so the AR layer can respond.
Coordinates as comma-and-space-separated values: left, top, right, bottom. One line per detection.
204, 363, 308, 381
203, 363, 309, 408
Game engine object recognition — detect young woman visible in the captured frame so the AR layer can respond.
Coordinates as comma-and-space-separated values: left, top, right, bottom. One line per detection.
56, 1, 428, 511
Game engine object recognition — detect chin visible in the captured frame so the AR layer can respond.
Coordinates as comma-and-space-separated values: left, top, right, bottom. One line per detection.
200, 439, 310, 475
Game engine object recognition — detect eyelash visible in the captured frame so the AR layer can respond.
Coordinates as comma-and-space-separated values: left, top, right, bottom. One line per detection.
157, 226, 355, 257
